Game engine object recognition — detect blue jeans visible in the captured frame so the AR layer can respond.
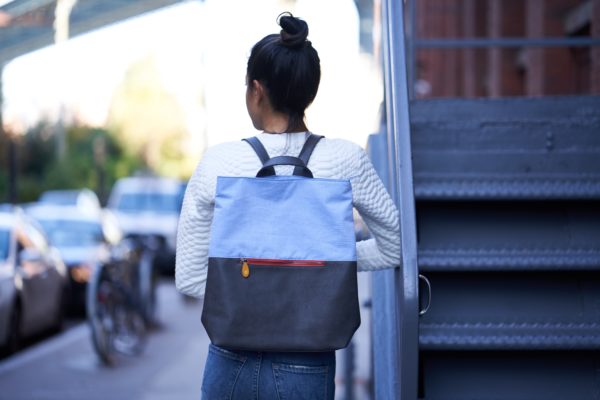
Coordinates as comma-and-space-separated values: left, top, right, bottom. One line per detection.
201, 344, 336, 400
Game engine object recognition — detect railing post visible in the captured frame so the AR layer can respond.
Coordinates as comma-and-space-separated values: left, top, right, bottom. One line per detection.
369, 133, 401, 399
407, 0, 416, 100
381, 0, 419, 399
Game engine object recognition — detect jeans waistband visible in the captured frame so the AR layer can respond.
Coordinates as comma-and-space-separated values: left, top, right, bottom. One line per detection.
210, 343, 335, 365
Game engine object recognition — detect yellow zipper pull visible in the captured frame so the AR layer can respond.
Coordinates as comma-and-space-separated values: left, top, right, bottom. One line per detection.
241, 258, 250, 278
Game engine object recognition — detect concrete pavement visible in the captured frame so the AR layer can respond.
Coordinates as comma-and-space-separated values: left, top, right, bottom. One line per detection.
0, 277, 373, 400
0, 281, 207, 400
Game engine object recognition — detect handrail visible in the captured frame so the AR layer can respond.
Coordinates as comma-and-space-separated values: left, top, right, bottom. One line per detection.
415, 37, 600, 49
381, 0, 419, 399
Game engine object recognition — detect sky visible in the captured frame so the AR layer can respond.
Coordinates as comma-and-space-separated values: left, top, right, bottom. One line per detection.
2, 0, 383, 156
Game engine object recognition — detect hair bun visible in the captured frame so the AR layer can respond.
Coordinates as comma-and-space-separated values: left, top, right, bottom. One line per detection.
278, 12, 309, 48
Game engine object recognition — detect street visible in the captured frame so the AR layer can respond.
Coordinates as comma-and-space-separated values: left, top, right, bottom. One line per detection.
0, 280, 207, 400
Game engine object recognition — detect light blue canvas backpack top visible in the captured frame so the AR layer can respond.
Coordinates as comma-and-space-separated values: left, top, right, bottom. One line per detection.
201, 134, 361, 352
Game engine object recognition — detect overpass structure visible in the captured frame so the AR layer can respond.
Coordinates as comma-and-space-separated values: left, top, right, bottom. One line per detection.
0, 0, 186, 64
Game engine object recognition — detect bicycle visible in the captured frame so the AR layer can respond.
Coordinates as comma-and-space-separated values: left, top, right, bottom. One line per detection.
133, 235, 161, 327
86, 239, 156, 365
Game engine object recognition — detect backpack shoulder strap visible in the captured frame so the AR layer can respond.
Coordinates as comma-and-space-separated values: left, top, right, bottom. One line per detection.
293, 134, 324, 176
243, 137, 276, 176
243, 137, 270, 164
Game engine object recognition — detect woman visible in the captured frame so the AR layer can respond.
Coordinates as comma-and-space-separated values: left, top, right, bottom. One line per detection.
176, 13, 401, 399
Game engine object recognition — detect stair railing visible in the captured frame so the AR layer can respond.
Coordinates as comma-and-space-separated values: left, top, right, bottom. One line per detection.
376, 0, 420, 398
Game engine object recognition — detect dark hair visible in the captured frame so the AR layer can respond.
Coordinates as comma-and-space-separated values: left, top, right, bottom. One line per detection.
247, 13, 321, 132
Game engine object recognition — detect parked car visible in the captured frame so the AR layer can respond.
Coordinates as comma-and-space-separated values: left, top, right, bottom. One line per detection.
38, 189, 101, 215
0, 205, 67, 354
108, 176, 182, 275
25, 205, 117, 315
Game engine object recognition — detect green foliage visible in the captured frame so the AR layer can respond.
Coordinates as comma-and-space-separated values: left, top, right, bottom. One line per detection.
0, 121, 142, 204
1, 54, 201, 204
106, 55, 194, 178
0, 169, 7, 202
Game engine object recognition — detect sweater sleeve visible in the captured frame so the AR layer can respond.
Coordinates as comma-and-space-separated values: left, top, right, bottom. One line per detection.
175, 149, 216, 298
350, 147, 402, 271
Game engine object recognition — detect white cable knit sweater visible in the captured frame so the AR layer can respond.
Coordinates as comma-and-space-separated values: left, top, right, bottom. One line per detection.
175, 132, 402, 298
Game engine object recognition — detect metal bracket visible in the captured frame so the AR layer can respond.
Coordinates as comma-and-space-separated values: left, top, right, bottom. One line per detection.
419, 274, 432, 316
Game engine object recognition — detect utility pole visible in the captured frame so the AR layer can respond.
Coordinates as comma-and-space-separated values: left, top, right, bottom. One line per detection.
1, 63, 17, 204
54, 0, 78, 160
8, 131, 16, 204
93, 135, 106, 205
54, 0, 78, 43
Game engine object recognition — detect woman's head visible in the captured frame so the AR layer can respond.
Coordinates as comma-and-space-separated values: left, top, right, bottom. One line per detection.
246, 13, 321, 132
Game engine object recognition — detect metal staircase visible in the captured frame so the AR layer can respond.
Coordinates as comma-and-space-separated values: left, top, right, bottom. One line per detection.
413, 97, 600, 399
370, 1, 600, 399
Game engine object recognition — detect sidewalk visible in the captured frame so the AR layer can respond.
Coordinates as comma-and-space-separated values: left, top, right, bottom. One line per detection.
0, 278, 373, 400
0, 281, 207, 400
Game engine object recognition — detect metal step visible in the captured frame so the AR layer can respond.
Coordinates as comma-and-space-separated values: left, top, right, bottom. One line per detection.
419, 248, 600, 271
420, 321, 600, 350
417, 201, 600, 271
419, 351, 600, 400
411, 96, 600, 200
417, 272, 600, 351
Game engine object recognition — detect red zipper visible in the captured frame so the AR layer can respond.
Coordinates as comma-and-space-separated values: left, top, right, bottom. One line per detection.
240, 258, 325, 278
245, 258, 325, 267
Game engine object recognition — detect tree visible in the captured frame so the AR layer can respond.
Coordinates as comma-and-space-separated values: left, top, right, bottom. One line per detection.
0, 120, 141, 203
106, 54, 191, 178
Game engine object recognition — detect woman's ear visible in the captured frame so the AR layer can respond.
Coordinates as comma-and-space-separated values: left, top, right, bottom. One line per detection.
251, 80, 267, 104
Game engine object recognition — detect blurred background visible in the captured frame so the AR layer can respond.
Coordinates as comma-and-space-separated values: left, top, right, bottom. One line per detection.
0, 0, 599, 399
2, 0, 598, 204
0, 0, 383, 204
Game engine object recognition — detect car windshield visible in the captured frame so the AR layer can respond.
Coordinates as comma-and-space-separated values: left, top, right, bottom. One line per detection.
116, 193, 180, 214
39, 191, 79, 205
38, 220, 103, 247
0, 229, 9, 261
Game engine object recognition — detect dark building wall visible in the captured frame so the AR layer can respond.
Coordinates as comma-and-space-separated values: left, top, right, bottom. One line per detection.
485, 0, 526, 97
594, 0, 600, 91
413, 0, 598, 98
416, 0, 462, 97
540, 0, 584, 95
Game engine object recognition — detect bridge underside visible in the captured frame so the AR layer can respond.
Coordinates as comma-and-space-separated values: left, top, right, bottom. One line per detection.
0, 0, 185, 64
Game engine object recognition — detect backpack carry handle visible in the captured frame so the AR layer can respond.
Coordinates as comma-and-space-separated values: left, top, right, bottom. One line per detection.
244, 134, 323, 178
256, 156, 314, 178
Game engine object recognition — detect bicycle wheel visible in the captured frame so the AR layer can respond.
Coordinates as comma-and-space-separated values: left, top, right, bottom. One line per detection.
87, 267, 117, 365
112, 304, 147, 356
138, 250, 158, 326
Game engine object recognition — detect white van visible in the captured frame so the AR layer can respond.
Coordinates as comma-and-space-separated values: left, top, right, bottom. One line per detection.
108, 176, 184, 274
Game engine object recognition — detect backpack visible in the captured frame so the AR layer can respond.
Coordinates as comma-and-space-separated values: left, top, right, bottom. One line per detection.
201, 134, 360, 352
